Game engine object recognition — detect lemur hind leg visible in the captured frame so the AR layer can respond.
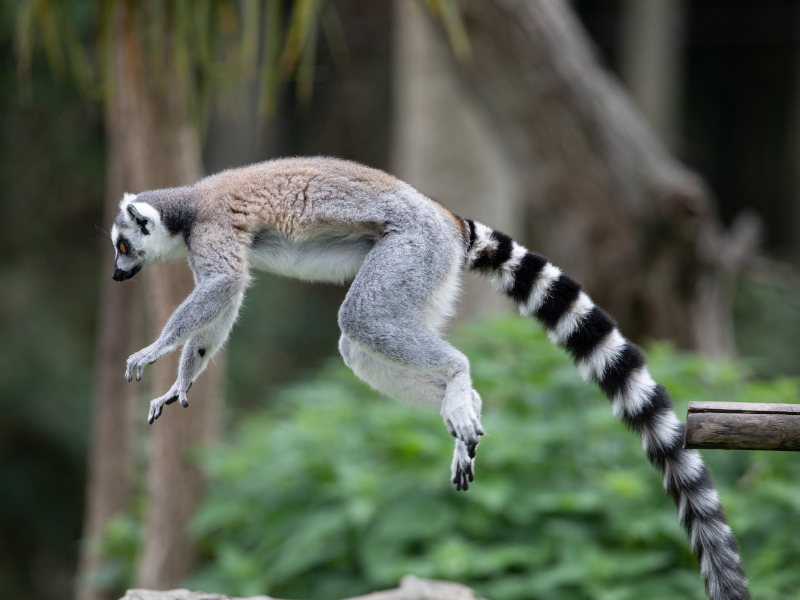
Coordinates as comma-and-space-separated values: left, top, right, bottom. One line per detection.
339, 335, 481, 489
337, 229, 484, 489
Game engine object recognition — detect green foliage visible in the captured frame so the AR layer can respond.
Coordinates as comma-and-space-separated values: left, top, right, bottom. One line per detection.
88, 513, 143, 593
188, 316, 800, 600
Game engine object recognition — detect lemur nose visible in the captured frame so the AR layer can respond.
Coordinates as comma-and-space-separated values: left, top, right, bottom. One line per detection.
112, 265, 143, 281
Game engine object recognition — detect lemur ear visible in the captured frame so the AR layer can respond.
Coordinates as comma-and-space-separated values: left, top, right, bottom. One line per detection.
127, 204, 152, 235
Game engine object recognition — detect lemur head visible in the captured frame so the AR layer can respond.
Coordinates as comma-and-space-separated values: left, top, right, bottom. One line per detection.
110, 193, 186, 281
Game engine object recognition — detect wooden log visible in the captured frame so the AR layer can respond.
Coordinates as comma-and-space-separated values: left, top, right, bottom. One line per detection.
685, 401, 800, 451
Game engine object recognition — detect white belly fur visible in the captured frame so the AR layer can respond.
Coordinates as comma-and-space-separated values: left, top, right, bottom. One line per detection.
247, 228, 376, 283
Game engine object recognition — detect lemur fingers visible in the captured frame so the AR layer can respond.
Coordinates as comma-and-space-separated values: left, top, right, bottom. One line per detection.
125, 344, 162, 382
147, 397, 166, 424
147, 387, 190, 424
451, 439, 476, 491
164, 389, 189, 408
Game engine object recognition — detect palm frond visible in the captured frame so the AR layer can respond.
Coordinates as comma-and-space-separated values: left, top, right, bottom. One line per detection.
258, 0, 284, 116
12, 0, 472, 125
426, 0, 472, 64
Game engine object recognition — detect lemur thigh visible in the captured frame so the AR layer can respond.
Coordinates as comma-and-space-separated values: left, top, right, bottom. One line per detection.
338, 334, 447, 409
337, 230, 484, 459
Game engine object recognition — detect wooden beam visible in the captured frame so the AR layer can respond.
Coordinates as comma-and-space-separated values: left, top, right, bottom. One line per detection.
685, 401, 800, 451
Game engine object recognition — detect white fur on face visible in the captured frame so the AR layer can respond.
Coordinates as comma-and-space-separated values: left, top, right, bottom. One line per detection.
114, 194, 188, 263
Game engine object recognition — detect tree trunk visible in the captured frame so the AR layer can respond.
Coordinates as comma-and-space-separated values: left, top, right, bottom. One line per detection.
76, 100, 142, 600
78, 3, 223, 595
137, 266, 223, 589
75, 8, 148, 600
444, 0, 733, 352
391, 0, 522, 319
101, 7, 225, 590
619, 0, 686, 151
789, 32, 800, 265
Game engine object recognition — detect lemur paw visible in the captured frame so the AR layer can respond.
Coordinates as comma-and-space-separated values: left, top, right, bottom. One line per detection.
451, 439, 476, 491
126, 345, 160, 382
441, 403, 485, 449
147, 388, 189, 424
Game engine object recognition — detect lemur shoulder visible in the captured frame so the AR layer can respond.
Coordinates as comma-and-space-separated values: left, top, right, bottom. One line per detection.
110, 156, 749, 600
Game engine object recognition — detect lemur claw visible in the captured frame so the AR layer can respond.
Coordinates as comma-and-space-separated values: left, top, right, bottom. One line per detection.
467, 442, 477, 459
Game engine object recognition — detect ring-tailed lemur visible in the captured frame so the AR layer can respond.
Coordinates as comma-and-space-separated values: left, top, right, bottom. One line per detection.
110, 156, 748, 600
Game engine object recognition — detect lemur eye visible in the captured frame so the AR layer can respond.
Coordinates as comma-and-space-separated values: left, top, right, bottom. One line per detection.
119, 243, 127, 253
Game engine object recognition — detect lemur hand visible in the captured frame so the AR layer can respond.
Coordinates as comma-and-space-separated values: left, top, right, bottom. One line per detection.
125, 344, 162, 382
147, 385, 190, 424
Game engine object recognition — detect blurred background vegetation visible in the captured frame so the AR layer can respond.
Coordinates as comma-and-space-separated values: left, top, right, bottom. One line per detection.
2, 1, 800, 599
98, 318, 800, 600
186, 318, 800, 600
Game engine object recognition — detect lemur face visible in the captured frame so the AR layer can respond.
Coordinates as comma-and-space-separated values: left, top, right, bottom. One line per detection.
110, 193, 177, 281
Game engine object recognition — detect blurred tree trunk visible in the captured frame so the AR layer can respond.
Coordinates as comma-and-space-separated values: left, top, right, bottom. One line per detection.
392, 0, 521, 319
425, 0, 742, 353
137, 266, 223, 589
76, 65, 142, 600
619, 0, 686, 151
110, 7, 224, 591
77, 4, 223, 597
617, 0, 756, 355
790, 31, 800, 265
75, 6, 150, 600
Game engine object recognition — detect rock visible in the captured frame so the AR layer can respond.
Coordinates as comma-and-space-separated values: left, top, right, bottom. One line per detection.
120, 576, 485, 600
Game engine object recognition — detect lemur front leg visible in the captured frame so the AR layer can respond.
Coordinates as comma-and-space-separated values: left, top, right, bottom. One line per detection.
147, 293, 242, 423
126, 275, 244, 382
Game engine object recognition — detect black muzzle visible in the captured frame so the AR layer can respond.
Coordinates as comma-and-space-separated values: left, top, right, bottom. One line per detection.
112, 265, 142, 281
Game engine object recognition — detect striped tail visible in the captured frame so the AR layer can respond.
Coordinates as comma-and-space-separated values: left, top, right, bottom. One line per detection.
464, 220, 749, 600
